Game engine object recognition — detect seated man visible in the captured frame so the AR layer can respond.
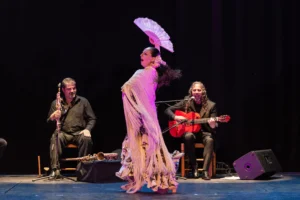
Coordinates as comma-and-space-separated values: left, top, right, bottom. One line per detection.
0, 138, 7, 159
47, 77, 96, 177
165, 81, 217, 180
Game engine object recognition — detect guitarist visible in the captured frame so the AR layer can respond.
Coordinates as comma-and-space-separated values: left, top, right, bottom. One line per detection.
165, 81, 217, 180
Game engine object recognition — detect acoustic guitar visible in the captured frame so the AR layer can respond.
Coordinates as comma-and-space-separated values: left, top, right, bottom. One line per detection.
168, 110, 230, 138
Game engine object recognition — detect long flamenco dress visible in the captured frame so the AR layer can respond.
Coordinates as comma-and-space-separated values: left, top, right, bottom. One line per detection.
116, 66, 178, 194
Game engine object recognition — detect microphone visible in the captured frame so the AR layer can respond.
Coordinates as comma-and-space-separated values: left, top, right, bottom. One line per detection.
185, 96, 195, 101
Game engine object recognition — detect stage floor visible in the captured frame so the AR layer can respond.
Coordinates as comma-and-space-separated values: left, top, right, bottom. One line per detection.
0, 173, 299, 199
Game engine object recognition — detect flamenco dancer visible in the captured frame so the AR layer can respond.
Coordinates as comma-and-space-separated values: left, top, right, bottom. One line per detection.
116, 17, 182, 194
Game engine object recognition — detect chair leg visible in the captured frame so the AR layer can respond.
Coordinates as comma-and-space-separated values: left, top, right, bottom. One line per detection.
181, 143, 185, 177
37, 155, 42, 177
213, 152, 216, 177
208, 152, 217, 178
208, 158, 213, 178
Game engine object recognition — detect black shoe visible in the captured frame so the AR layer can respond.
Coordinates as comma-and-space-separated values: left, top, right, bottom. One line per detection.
55, 169, 61, 177
49, 169, 61, 179
201, 171, 211, 180
49, 170, 55, 177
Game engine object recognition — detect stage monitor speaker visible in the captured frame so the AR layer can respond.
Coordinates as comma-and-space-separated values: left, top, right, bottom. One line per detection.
233, 149, 282, 180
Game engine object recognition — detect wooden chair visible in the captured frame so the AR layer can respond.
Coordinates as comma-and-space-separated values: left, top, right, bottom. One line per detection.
181, 143, 216, 178
60, 143, 78, 171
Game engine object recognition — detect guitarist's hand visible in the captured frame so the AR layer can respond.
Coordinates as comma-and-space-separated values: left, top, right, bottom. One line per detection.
80, 129, 91, 137
174, 115, 187, 123
208, 118, 217, 128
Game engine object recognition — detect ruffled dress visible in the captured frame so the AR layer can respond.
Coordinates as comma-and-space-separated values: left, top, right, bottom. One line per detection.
115, 67, 178, 194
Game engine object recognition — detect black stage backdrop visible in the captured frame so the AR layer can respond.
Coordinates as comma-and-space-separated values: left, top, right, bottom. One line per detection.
0, 0, 299, 174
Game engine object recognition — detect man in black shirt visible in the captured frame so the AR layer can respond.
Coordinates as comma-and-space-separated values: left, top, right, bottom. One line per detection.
0, 138, 7, 159
165, 81, 217, 180
48, 77, 96, 177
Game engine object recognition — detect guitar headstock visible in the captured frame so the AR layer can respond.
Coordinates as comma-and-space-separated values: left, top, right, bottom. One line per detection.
217, 115, 231, 123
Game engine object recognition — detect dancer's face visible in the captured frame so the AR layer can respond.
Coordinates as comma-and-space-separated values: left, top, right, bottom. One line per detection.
140, 48, 155, 68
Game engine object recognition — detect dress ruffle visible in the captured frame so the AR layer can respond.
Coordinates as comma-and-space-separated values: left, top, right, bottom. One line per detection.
116, 135, 179, 194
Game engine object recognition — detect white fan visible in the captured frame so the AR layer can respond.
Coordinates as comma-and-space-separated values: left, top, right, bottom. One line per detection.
134, 17, 174, 53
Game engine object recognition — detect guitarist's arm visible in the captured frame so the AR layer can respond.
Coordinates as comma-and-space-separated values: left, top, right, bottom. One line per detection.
164, 100, 186, 121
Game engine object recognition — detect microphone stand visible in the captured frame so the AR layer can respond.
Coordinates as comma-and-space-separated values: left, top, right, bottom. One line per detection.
162, 120, 187, 134
32, 83, 76, 182
155, 99, 183, 107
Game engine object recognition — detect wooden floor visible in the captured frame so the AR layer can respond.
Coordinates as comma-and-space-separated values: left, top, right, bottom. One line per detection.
0, 173, 300, 199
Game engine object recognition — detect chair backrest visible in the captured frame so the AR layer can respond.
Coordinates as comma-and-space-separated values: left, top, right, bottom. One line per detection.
66, 144, 78, 149
194, 143, 205, 148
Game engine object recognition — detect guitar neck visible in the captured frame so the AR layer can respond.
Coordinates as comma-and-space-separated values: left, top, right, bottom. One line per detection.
192, 117, 218, 124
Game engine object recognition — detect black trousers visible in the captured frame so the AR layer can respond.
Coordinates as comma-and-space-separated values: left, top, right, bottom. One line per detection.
50, 131, 93, 169
0, 138, 7, 159
183, 132, 214, 171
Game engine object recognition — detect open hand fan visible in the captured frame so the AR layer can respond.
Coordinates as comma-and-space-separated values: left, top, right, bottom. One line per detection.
134, 17, 174, 53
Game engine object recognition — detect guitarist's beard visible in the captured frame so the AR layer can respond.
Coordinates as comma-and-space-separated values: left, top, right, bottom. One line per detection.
193, 95, 202, 104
